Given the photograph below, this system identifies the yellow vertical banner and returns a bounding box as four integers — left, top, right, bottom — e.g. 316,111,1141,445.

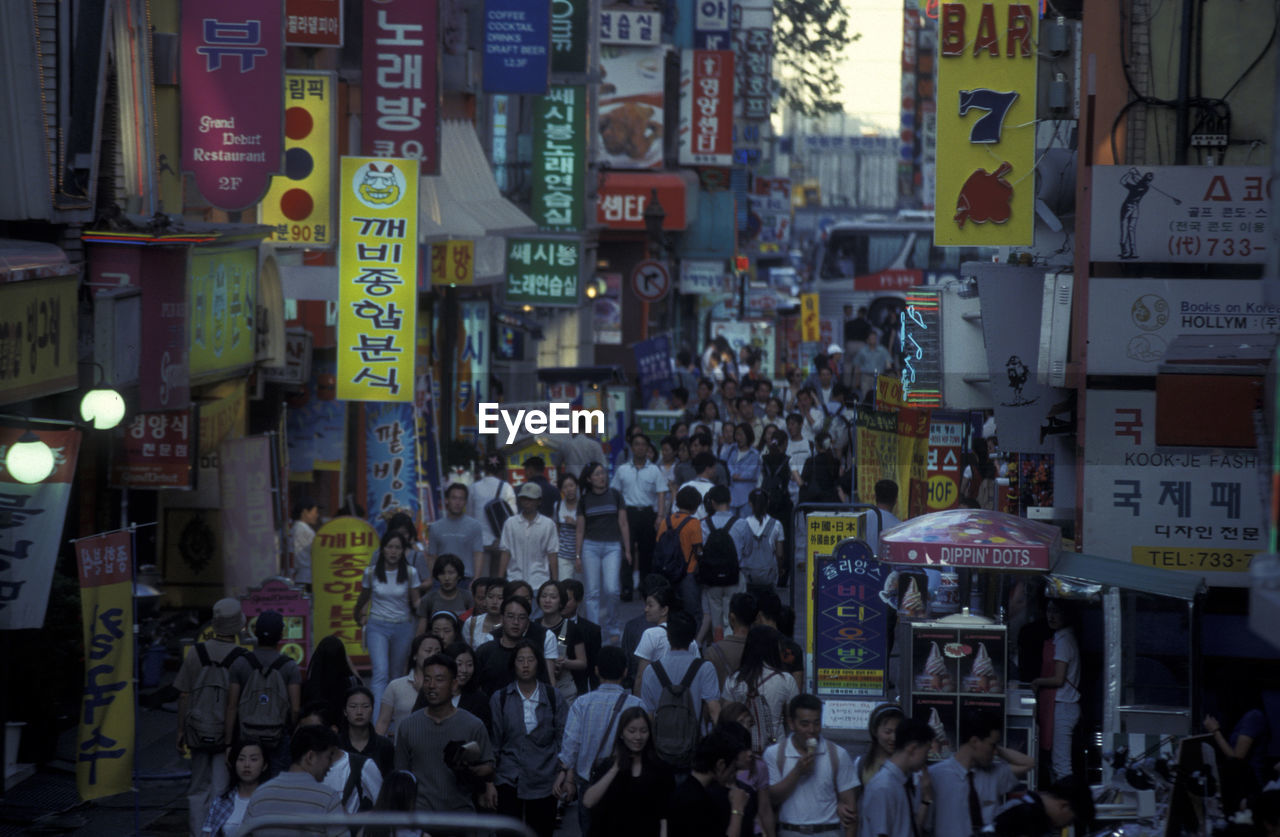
74,531,135,801
311,516,380,662
800,293,820,342
260,72,336,247
337,156,419,402
934,1,1037,245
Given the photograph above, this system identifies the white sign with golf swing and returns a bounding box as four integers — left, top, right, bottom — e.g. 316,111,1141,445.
1089,165,1271,264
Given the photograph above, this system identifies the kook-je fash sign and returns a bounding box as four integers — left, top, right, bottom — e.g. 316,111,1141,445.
934,2,1037,246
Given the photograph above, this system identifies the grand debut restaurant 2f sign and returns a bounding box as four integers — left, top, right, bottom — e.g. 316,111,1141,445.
934,2,1037,246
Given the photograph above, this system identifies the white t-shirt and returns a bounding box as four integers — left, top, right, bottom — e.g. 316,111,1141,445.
322,750,383,812
634,623,699,661
1052,627,1081,703
764,736,859,824
291,520,316,584
362,564,420,624
225,794,251,835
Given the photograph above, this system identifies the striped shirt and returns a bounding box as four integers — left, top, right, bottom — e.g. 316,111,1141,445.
394,707,493,812
237,771,345,837
578,488,623,541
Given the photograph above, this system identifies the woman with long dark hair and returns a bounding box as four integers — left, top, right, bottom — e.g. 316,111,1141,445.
355,530,422,719
731,488,785,599
301,635,364,725
575,461,631,643
201,741,270,836
722,624,799,752
583,706,674,837
490,640,568,837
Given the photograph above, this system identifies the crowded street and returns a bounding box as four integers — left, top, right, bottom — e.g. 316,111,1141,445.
0,0,1279,836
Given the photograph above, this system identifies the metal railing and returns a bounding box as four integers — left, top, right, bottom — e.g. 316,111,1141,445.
240,810,537,837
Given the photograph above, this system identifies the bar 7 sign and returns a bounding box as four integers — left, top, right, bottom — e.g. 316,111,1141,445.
934,2,1036,245
362,0,441,173
337,157,419,401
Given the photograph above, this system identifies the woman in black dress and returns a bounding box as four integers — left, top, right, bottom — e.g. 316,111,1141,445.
583,706,674,837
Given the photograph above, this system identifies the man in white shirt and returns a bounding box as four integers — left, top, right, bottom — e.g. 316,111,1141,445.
498,483,559,588
928,708,1034,837
290,499,320,587
784,415,815,506
612,433,668,601
766,693,859,837
674,452,719,520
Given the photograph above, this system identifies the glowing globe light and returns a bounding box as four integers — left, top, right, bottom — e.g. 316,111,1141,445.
80,388,127,430
6,431,54,484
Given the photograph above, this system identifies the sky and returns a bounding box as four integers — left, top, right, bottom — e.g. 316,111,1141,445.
836,0,905,133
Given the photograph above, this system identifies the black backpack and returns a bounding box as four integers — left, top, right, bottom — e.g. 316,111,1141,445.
652,659,705,769
483,487,515,540
696,514,740,587
761,455,791,498
653,514,694,584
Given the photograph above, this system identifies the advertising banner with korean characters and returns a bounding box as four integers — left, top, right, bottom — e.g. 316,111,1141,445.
551,0,590,73
856,408,931,519
926,412,966,511
0,274,79,406
110,410,196,489
679,50,735,167
365,402,420,532
733,27,771,121
454,300,490,438
286,0,342,46
1083,389,1262,587
934,1,1037,245
0,426,80,630
180,0,284,210
505,237,582,306
261,72,335,247
74,530,134,800
598,47,666,170
634,335,675,404
311,517,379,661
532,86,587,231
482,0,551,94
188,246,258,381
811,539,889,698
600,8,662,45
695,0,731,48
429,240,475,286
1090,166,1271,263
1086,278,1280,376
337,157,419,402
680,259,727,294
362,0,441,171
219,435,280,595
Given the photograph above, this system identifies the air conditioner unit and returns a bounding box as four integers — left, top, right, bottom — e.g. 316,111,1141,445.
1037,272,1072,387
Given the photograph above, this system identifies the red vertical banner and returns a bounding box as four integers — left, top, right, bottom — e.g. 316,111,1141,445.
678,49,735,166
74,530,135,801
362,0,441,172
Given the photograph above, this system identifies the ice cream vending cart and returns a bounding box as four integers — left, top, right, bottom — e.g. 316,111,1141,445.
904,613,1009,762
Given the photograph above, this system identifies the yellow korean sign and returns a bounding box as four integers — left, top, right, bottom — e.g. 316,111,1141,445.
312,516,380,662
0,275,79,406
337,156,419,402
189,247,258,379
430,240,475,286
801,293,820,341
260,72,335,247
934,1,1037,246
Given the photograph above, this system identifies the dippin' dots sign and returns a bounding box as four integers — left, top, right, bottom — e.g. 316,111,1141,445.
477,403,605,445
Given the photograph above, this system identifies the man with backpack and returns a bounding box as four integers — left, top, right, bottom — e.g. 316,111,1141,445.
698,485,747,645
674,452,719,520
469,454,518,575
655,486,706,629
176,597,248,836
639,612,721,772
732,489,786,602
225,610,302,775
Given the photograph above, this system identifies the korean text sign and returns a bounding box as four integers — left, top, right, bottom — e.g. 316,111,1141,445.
505,238,581,306
362,0,441,172
811,539,888,698
429,240,475,286
110,410,195,489
455,301,489,437
311,517,378,661
286,0,342,47
365,402,420,525
75,530,134,800
934,1,1037,245
180,0,284,210
550,0,588,73
261,72,336,247
532,86,587,231
482,0,551,94
337,157,419,402
188,247,258,380
679,50,735,166
0,275,79,405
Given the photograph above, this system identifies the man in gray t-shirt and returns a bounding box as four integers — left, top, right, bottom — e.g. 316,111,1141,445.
395,654,495,812
427,484,487,581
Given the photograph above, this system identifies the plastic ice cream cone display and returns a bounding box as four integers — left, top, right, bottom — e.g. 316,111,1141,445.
963,642,1001,693
915,641,954,692
899,577,926,618
928,707,952,758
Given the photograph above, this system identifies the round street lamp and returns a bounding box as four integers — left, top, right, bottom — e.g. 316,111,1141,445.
5,430,55,484
80,388,127,430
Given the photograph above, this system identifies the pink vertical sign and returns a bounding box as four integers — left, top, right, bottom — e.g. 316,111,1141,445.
362,0,441,173
181,0,285,210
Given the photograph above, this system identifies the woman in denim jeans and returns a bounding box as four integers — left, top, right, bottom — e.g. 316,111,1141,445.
574,462,631,643
355,531,421,719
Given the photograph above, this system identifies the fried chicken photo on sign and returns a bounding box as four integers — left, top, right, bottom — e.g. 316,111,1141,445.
600,102,660,160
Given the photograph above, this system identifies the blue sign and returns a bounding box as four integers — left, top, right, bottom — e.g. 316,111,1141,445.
482,0,551,95
812,538,889,698
634,335,675,402
694,0,731,49
365,401,420,534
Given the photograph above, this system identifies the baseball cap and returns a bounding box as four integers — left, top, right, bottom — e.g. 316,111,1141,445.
827,343,844,355
254,610,284,643
518,482,542,500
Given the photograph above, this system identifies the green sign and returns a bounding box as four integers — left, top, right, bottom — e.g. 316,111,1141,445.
505,238,581,306
550,0,589,74
532,85,586,231
635,410,682,440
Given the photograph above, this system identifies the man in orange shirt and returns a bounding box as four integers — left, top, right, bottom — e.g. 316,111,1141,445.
657,485,705,621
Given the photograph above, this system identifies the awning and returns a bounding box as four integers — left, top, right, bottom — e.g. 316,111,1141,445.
880,509,1063,571
420,120,536,242
595,170,698,231
0,239,75,282
1049,551,1205,601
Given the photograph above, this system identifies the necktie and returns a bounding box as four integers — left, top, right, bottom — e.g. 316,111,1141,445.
967,770,984,834
905,775,922,837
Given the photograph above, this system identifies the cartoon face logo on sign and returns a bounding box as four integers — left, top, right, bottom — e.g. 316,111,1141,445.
353,163,406,208
954,162,1013,228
